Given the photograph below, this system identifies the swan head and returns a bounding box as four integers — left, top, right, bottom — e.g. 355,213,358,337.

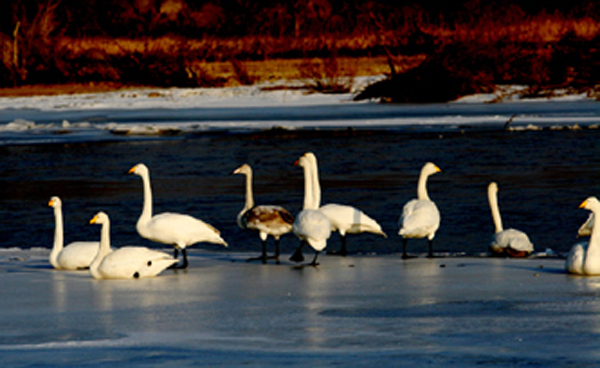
89,212,109,225
233,164,252,176
488,182,498,194
295,152,315,167
128,163,149,177
422,162,441,177
48,196,62,208
580,197,600,211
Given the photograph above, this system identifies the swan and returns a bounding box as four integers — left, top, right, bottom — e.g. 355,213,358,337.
398,162,441,259
128,163,228,269
566,197,600,275
89,212,177,279
487,182,534,257
304,153,386,256
233,163,294,264
48,196,100,270
290,152,331,266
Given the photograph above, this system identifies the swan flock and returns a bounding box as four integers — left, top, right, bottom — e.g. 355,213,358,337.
45,153,592,278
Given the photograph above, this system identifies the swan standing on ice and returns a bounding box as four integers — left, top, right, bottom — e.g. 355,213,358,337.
233,163,294,264
48,196,100,270
566,197,600,275
487,182,533,257
290,153,331,266
304,153,386,256
89,212,177,279
398,162,441,259
128,163,228,269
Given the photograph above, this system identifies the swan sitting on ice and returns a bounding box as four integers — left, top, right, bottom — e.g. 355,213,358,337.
398,162,441,259
290,153,331,266
487,182,534,257
89,212,177,279
566,197,600,275
48,196,100,270
304,153,386,256
233,163,294,264
129,163,228,269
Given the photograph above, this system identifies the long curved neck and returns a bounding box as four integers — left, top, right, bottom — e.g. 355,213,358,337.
310,158,321,208
417,171,430,201
139,171,153,224
90,221,111,279
50,206,64,268
243,171,255,212
302,163,317,210
488,189,504,233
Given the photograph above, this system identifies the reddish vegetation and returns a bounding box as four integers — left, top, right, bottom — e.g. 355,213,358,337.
0,1,599,101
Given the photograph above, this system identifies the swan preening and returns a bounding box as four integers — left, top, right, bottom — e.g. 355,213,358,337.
233,164,294,264
303,153,386,256
48,196,100,270
566,197,600,275
89,212,177,279
129,163,228,269
398,162,441,259
290,153,331,266
487,182,534,258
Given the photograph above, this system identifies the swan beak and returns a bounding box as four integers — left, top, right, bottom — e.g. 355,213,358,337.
232,167,241,175
293,159,299,166
434,165,442,173
89,214,99,224
579,200,589,209
127,166,136,174
48,199,55,207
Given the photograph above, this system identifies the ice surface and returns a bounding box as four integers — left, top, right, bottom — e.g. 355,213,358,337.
1,249,600,366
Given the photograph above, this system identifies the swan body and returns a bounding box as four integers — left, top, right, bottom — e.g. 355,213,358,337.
89,212,177,279
398,162,441,258
129,163,227,269
566,197,600,275
233,164,294,263
290,153,331,266
304,153,386,256
48,196,100,270
487,182,533,257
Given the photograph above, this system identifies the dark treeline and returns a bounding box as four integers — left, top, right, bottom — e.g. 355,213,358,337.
1,0,599,101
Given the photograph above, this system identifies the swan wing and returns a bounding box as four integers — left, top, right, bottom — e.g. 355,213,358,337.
320,203,386,236
98,246,176,279
243,205,294,237
566,242,587,275
56,241,101,270
578,213,594,237
293,209,331,251
142,212,227,247
398,199,440,239
491,229,533,253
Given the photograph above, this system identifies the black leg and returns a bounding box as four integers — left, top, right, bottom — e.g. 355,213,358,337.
427,239,434,258
339,235,348,256
246,239,268,264
181,248,189,268
308,251,320,266
173,248,179,259
290,242,305,263
273,238,281,264
402,238,409,259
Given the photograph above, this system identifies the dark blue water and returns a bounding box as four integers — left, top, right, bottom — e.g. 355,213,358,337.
2,114,600,257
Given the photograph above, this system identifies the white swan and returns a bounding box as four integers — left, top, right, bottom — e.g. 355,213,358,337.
48,196,100,270
398,162,441,259
487,182,534,257
290,153,331,266
233,163,294,264
304,153,386,256
89,212,177,279
566,197,600,275
129,163,228,269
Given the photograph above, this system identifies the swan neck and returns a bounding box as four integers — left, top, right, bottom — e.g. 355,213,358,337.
139,171,153,223
310,158,321,208
50,206,63,267
417,171,430,201
302,163,317,210
243,171,255,211
488,188,504,233
90,220,111,278
588,209,600,252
